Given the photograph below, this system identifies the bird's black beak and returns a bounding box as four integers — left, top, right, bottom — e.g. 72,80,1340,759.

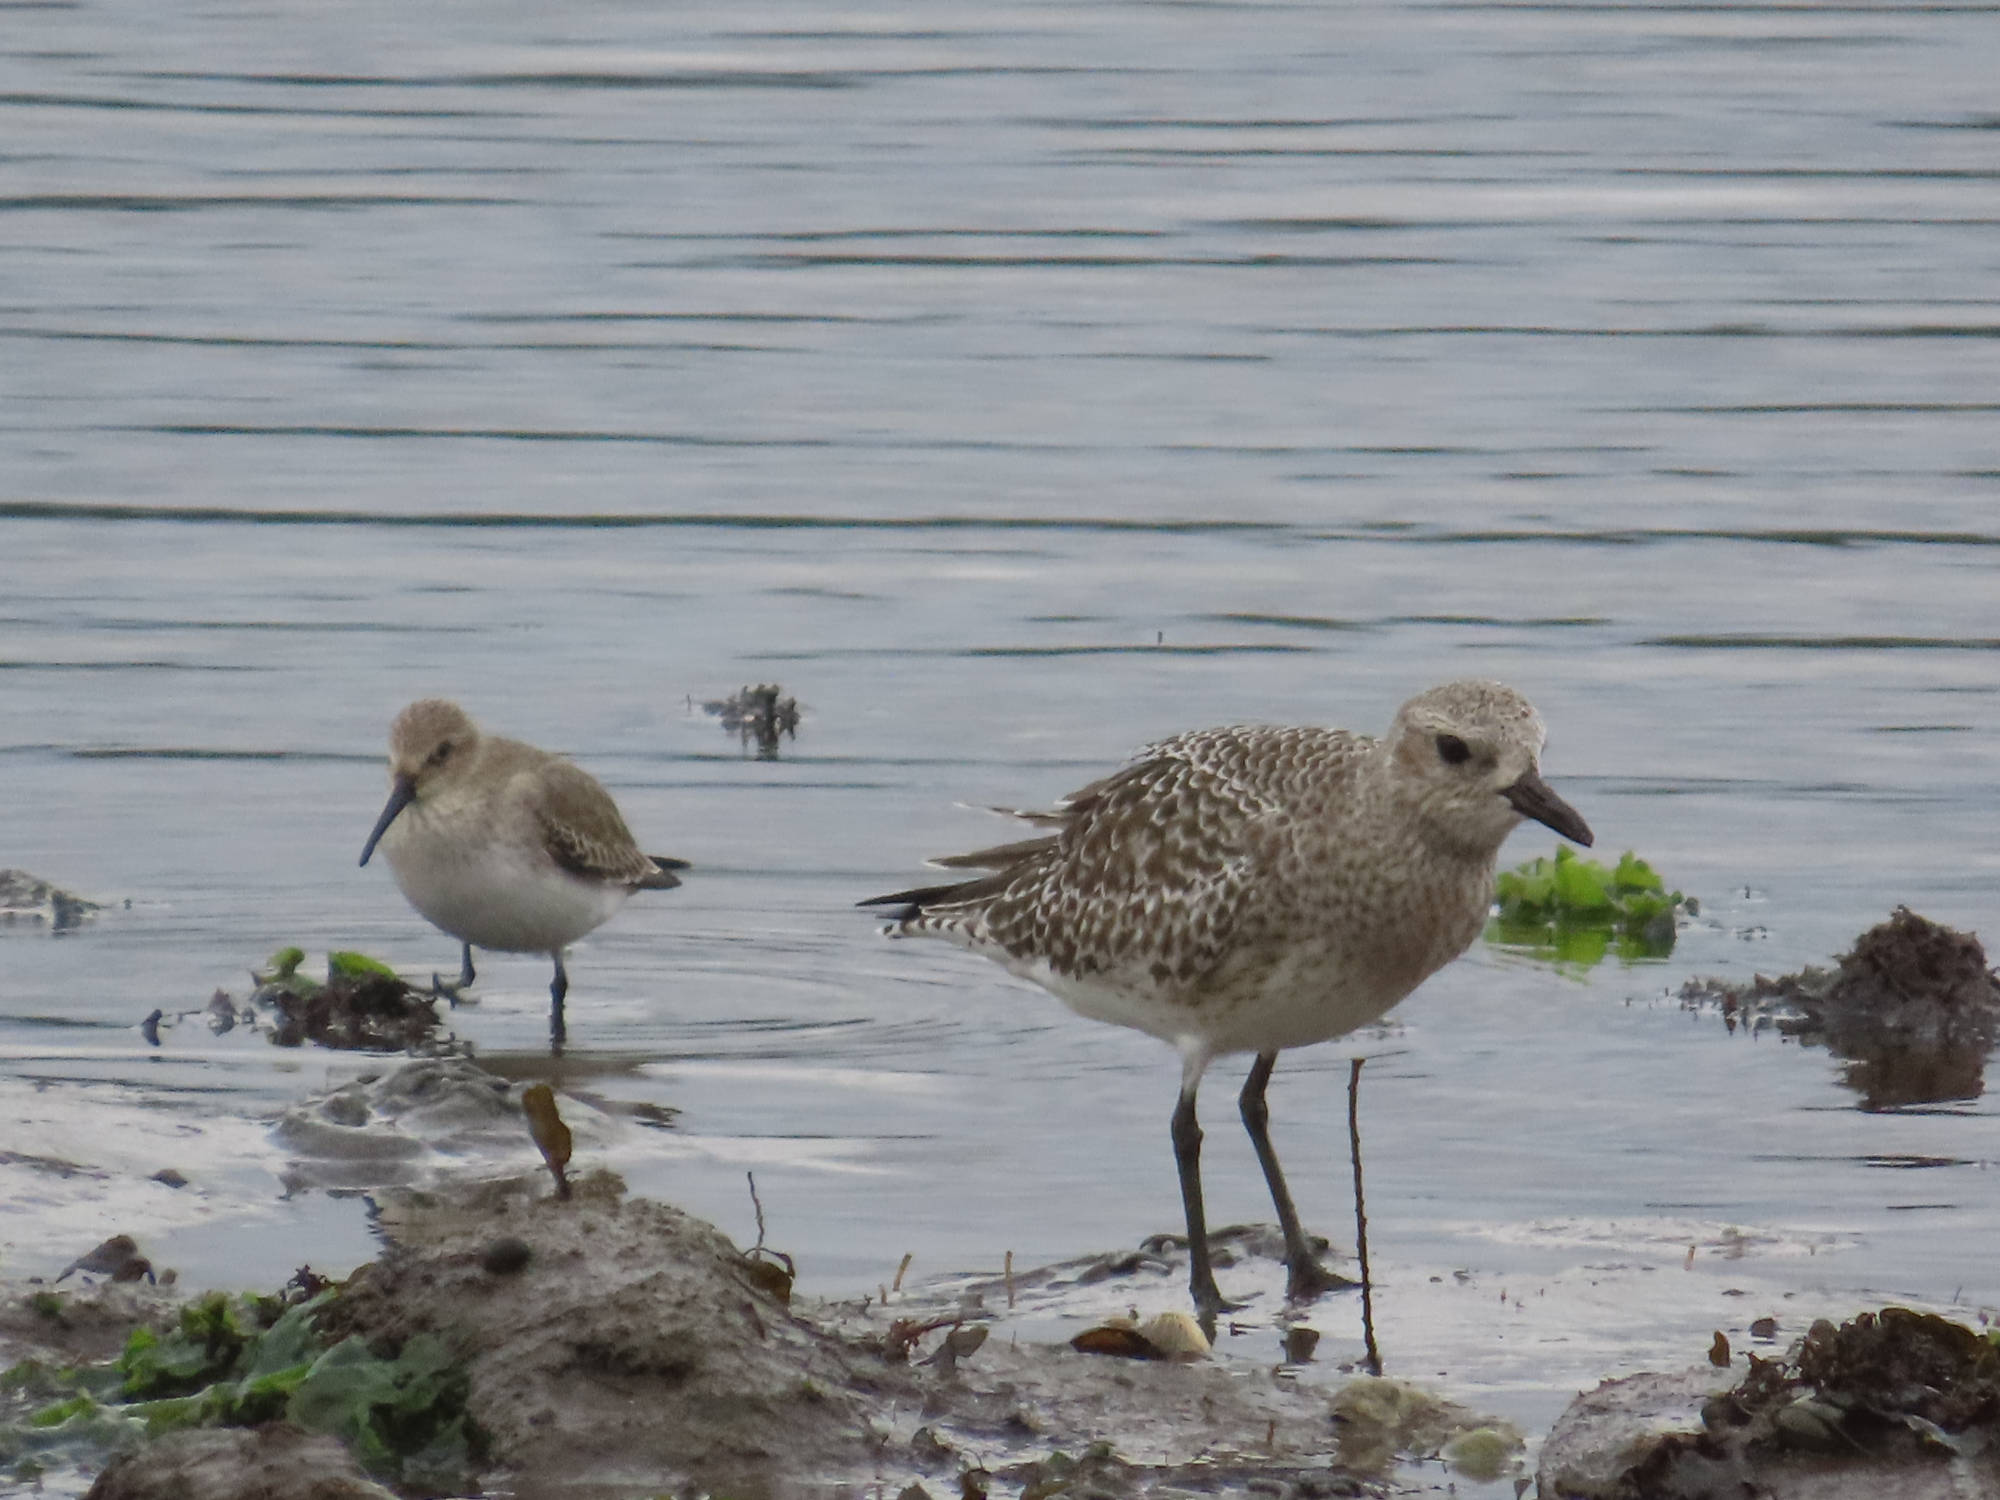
359,774,417,867
1503,767,1594,847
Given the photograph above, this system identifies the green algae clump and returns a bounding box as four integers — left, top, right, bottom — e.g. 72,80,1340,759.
1488,847,1689,970
1,1285,480,1493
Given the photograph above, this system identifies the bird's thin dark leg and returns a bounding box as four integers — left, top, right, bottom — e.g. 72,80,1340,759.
1239,1052,1356,1301
1349,1055,1381,1375
549,951,568,1054
1171,1080,1226,1334
430,944,477,1005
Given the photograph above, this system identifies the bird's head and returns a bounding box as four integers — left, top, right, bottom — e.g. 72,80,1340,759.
359,699,481,866
1384,680,1593,856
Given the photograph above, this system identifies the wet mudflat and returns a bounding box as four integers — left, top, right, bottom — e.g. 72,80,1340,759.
5,0,2000,1493
12,1038,2000,1500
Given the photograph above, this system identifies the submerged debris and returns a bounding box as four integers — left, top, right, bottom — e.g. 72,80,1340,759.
701,683,800,759
0,869,103,931
1487,848,1690,969
1681,908,2000,1109
141,950,451,1053
250,947,447,1052
1540,1307,2000,1499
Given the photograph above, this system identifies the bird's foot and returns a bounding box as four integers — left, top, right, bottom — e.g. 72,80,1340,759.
1189,1266,1249,1328
429,972,476,1007
1284,1255,1361,1303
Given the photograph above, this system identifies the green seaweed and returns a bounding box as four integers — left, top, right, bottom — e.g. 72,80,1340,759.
288,1331,478,1487
2,1285,479,1490
256,946,400,989
1487,847,1689,970
28,1394,97,1429
327,950,399,981
265,946,307,977
119,1292,252,1400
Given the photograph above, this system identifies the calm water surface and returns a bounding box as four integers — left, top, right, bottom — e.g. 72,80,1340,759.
5,0,2000,1461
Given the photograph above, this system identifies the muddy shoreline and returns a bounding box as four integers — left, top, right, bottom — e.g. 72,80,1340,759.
15,1154,2000,1500
8,1165,1511,1498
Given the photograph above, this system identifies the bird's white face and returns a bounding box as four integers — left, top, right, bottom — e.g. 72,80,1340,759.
359,698,482,867
386,698,480,796
1386,680,1592,855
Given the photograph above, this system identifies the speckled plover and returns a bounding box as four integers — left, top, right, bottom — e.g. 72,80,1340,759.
864,679,1592,1324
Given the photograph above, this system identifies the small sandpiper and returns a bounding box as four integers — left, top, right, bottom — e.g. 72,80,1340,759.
360,699,687,1048
864,679,1592,1325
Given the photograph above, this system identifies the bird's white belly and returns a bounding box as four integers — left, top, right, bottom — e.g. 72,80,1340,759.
1001,942,1420,1062
383,821,626,955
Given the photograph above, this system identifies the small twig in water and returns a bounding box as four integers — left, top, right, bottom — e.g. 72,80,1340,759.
1004,1249,1016,1308
743,1171,795,1279
893,1252,913,1293
1350,1056,1381,1375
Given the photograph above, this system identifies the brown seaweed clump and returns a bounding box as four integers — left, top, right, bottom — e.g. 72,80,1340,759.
1543,1308,2000,1500
248,951,448,1052
1680,908,2000,1109
1790,1307,2000,1434
702,683,800,759
262,974,444,1051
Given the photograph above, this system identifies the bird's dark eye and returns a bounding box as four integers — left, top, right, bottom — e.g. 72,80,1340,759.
1435,733,1471,766
428,740,454,766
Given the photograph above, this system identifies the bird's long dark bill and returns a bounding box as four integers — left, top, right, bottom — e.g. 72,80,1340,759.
359,775,417,867
1503,768,1594,847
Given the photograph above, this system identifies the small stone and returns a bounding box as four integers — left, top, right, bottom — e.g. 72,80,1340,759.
1138,1310,1210,1359
1442,1426,1520,1482
152,1169,189,1189
481,1236,533,1275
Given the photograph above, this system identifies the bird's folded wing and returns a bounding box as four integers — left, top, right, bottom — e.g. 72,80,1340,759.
529,760,659,885
970,745,1285,987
